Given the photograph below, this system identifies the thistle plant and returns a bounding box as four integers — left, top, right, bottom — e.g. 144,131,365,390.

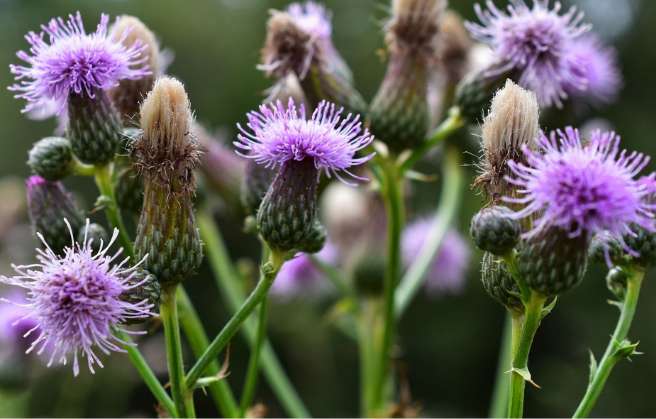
2,2,652,418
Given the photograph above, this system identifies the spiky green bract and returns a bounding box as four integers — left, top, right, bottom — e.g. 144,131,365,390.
121,269,161,324
257,159,325,253
27,137,74,181
470,205,520,256
26,176,84,254
133,77,202,285
622,225,656,268
481,252,523,313
66,89,122,164
517,227,588,296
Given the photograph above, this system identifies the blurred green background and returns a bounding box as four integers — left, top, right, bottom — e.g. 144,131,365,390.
0,0,655,417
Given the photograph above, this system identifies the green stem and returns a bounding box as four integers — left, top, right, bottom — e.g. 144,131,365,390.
92,163,174,416
573,270,644,418
399,107,464,174
508,293,546,418
358,299,380,417
185,250,284,390
239,297,269,416
161,285,195,418
371,159,405,412
488,313,522,418
116,329,176,416
197,210,310,418
93,163,134,256
395,147,462,317
177,288,239,418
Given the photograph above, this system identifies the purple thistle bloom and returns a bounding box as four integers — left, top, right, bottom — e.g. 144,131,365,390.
402,218,471,296
9,11,150,115
287,2,332,41
466,0,590,107
0,291,38,348
0,220,153,376
505,127,656,241
565,34,622,104
271,243,338,299
235,99,374,184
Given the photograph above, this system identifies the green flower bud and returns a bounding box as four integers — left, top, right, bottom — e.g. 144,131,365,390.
121,269,161,324
588,232,623,265
66,89,122,165
116,166,144,216
257,159,323,253
470,206,520,256
454,67,512,124
27,137,74,181
481,252,523,313
623,225,656,268
26,176,84,254
518,228,588,296
133,77,203,285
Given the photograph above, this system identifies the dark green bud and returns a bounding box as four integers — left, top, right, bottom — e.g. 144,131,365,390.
121,269,161,324
606,267,628,300
26,176,84,254
470,206,520,256
66,89,122,165
588,232,623,265
27,137,74,181
116,166,144,216
480,252,523,313
77,222,109,253
241,160,276,216
454,68,512,124
517,228,588,296
623,225,656,267
257,159,323,253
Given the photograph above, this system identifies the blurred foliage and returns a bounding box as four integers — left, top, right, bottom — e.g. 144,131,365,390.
0,0,655,417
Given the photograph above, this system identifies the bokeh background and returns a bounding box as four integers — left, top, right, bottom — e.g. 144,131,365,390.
0,0,655,417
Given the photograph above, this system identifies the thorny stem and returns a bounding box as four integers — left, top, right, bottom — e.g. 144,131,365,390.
197,211,310,417
395,146,463,317
177,288,239,417
185,248,285,390
573,269,645,418
161,285,196,418
239,296,269,416
508,292,546,418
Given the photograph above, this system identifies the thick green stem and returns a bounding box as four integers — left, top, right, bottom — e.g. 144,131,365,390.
93,163,134,256
573,270,644,418
116,330,176,416
240,297,269,416
161,286,195,418
358,299,381,417
185,250,284,390
508,293,546,418
198,210,310,418
371,159,405,412
177,288,239,417
399,107,464,174
395,147,462,317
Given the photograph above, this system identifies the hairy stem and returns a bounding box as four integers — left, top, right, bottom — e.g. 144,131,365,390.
573,269,644,418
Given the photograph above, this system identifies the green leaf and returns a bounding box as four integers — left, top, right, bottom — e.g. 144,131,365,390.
614,339,641,359
588,350,598,384
541,296,558,318
508,367,541,388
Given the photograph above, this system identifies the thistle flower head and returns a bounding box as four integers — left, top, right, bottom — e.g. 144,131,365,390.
0,291,38,347
402,218,470,295
271,243,338,298
466,0,590,107
387,0,446,60
506,128,656,240
286,2,332,41
565,34,622,104
0,220,153,375
260,11,314,79
235,99,374,184
9,12,150,115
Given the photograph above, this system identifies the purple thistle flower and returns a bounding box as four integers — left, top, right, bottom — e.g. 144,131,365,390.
0,291,38,349
287,2,332,42
402,218,471,296
271,242,338,299
9,11,150,115
235,99,374,184
505,127,656,241
0,220,153,376
466,0,590,107
565,34,622,104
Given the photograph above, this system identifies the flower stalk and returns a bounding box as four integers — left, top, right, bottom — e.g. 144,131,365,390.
239,297,269,416
573,269,645,418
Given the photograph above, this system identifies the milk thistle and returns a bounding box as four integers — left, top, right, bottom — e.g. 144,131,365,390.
0,220,153,376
